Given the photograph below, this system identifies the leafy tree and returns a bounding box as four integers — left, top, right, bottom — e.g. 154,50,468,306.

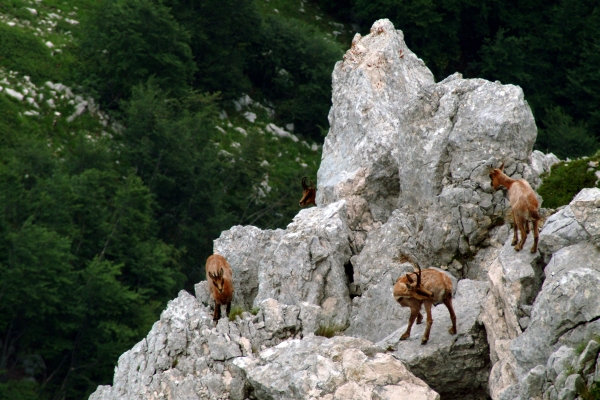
535,107,598,159
122,81,229,286
0,93,182,399
165,0,262,100
77,0,196,109
247,16,343,139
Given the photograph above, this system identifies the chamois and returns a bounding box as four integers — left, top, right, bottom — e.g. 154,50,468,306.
206,254,234,322
393,256,456,345
299,177,317,207
489,162,540,253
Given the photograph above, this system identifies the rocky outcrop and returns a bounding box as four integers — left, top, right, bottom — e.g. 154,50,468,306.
233,336,440,400
484,189,600,400
89,290,439,400
90,18,600,400
318,18,538,266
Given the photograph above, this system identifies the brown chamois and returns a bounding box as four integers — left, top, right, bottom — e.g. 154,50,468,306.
299,177,317,207
206,254,234,322
489,162,541,253
393,257,456,345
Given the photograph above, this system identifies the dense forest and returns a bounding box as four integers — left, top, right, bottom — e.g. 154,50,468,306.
0,0,599,399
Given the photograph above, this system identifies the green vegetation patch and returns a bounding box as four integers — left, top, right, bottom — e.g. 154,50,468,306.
538,152,600,208
0,24,58,83
315,323,347,338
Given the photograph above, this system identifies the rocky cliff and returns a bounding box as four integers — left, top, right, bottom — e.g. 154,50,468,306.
90,19,600,400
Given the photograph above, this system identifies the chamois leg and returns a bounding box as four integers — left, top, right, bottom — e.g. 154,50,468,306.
511,210,518,246
421,301,434,345
531,219,539,253
443,296,457,335
400,305,421,340
515,217,528,252
226,302,231,318
213,301,220,322
416,312,424,324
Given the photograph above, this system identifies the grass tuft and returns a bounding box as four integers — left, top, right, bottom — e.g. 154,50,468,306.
315,323,346,338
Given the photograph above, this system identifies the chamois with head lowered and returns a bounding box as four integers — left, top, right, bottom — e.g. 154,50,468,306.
206,254,234,322
393,256,456,345
489,162,540,253
299,177,316,207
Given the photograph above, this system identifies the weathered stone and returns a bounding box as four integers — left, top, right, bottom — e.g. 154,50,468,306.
233,335,440,400
213,225,284,309
511,241,600,372
570,188,600,249
255,201,353,327
318,19,433,225
538,206,589,263
574,340,600,374
546,346,577,382
557,374,583,400
318,19,539,267
518,364,546,400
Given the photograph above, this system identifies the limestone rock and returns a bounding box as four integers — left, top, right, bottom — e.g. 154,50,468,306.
255,201,353,327
318,19,433,225
570,188,600,248
233,335,440,400
511,241,600,372
213,225,284,309
538,205,589,263
319,19,538,267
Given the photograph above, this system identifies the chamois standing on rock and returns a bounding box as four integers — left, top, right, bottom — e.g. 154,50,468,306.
489,162,540,253
206,254,234,322
393,256,457,345
299,177,317,207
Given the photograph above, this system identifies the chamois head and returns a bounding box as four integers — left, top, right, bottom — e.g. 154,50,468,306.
299,177,317,207
488,162,505,190
208,268,227,294
394,261,434,301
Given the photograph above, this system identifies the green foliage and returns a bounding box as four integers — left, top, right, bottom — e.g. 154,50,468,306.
77,0,196,108
537,153,600,208
0,24,58,84
228,306,245,321
0,378,39,400
121,81,228,285
536,107,599,159
0,86,182,399
581,381,600,400
250,307,260,316
248,15,343,139
166,0,262,100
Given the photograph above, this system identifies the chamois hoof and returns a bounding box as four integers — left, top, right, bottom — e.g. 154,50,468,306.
530,247,537,253
448,327,457,335
514,246,522,252
400,333,410,340
416,316,423,325
421,338,428,345
511,239,518,246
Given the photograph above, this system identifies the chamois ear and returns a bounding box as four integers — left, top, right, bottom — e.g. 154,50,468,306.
208,272,215,280
405,273,414,284
218,268,224,278
499,162,505,171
